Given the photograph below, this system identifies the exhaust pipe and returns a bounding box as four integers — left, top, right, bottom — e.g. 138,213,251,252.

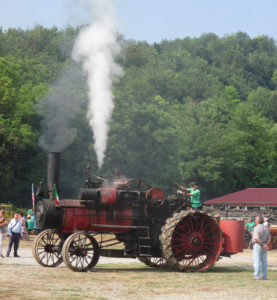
47,152,61,193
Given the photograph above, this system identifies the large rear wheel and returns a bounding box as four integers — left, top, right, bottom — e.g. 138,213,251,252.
160,211,222,271
62,232,100,272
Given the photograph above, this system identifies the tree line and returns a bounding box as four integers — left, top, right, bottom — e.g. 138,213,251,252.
1,26,277,207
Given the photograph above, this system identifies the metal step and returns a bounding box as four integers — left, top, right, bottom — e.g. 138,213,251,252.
137,226,151,256
139,247,151,255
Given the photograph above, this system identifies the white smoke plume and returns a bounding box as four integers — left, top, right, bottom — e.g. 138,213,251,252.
72,0,123,169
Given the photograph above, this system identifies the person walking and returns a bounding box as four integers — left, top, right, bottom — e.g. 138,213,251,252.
252,216,271,280
0,207,9,258
6,212,23,257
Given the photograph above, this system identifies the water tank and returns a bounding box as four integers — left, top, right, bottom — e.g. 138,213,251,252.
220,219,244,253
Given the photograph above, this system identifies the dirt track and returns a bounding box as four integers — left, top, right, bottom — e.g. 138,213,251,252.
1,244,276,268
0,245,139,266
1,242,277,300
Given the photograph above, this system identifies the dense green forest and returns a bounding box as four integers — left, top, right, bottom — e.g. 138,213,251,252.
1,26,277,207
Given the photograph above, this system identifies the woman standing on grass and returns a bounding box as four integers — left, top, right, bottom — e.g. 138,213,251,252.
0,207,9,258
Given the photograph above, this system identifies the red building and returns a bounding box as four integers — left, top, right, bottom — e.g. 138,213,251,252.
204,188,277,210
205,188,277,249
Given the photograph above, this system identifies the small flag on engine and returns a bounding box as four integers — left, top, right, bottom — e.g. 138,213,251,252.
52,185,60,206
32,183,35,210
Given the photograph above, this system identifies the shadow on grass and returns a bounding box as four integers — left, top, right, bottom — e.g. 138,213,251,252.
90,264,250,274
91,265,174,273
207,266,248,273
0,262,38,267
2,261,276,275
209,265,277,274
0,262,251,274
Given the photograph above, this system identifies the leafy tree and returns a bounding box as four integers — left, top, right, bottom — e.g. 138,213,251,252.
222,103,277,189
1,27,277,206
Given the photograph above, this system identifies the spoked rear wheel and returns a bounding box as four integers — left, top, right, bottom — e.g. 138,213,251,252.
160,211,222,272
138,257,168,268
32,229,63,267
62,232,100,272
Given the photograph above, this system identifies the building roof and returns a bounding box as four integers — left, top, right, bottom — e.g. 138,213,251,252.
204,188,277,206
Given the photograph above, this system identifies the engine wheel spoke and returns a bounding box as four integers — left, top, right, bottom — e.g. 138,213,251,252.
32,229,63,268
160,211,222,272
62,232,100,272
138,257,168,268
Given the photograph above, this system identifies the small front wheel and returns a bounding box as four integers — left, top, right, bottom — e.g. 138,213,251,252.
62,232,100,272
32,229,63,267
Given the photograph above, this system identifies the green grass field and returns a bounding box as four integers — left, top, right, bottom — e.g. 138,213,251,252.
0,240,277,299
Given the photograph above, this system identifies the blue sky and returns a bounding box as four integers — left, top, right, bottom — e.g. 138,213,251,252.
1,0,277,43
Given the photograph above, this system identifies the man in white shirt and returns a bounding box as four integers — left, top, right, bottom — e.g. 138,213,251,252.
6,212,23,257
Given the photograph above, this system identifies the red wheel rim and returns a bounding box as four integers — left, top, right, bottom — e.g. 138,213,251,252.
171,212,222,271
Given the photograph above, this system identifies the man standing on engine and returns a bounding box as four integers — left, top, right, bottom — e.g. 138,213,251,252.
186,182,201,210
252,216,271,280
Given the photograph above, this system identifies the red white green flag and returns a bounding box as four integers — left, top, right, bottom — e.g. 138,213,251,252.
52,185,60,206
32,183,35,210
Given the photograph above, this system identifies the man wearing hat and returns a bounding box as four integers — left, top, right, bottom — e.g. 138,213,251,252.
186,182,201,210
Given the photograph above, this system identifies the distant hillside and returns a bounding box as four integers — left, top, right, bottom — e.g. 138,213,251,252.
1,26,277,206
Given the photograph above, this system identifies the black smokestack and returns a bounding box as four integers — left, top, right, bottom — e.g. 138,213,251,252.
47,152,61,192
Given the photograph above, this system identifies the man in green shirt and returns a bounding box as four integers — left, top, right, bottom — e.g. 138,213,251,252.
26,215,34,232
186,182,201,210
27,209,34,216
246,218,255,234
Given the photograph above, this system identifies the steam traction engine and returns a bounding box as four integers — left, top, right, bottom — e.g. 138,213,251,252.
32,153,244,272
